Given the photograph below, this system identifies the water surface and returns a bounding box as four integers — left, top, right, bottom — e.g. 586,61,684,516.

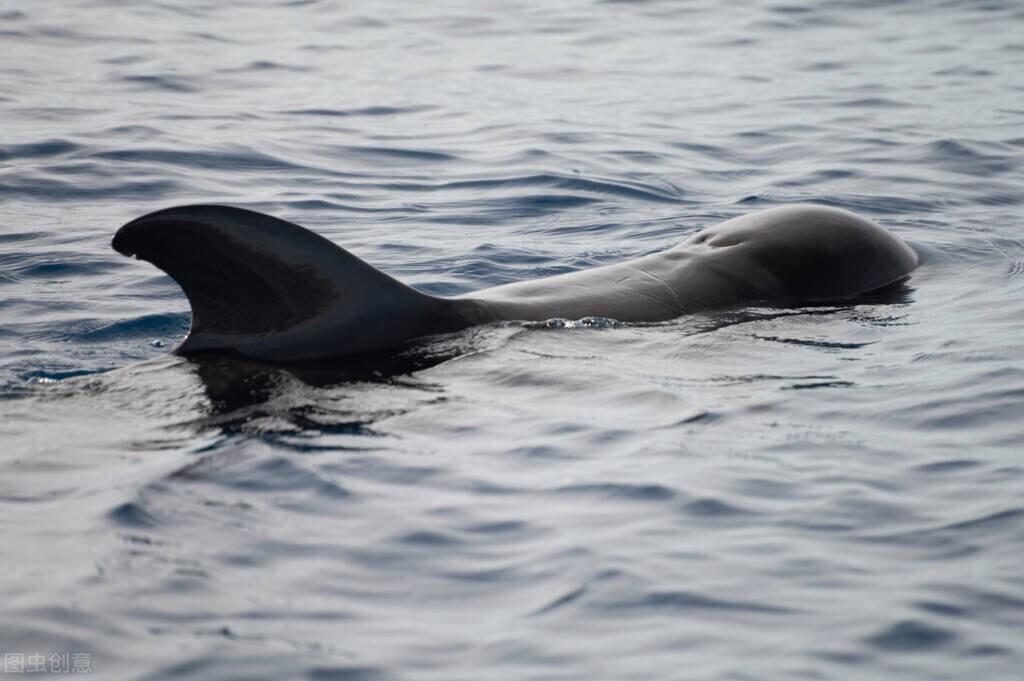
2,0,1023,679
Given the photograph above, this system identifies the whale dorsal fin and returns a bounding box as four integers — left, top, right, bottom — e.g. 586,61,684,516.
112,205,464,361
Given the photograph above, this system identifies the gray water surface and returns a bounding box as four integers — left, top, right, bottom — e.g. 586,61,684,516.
2,1,1024,679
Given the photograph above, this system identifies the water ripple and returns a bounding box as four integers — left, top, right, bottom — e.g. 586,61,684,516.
2,0,1023,679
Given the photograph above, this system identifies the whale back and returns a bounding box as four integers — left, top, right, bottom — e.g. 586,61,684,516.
112,204,918,362
464,205,919,321
112,205,465,361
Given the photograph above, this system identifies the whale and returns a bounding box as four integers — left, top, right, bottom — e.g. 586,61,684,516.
111,203,918,362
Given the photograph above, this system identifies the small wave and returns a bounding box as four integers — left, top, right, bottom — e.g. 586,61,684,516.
914,138,1020,177
282,105,435,117
806,194,939,215
227,60,311,73
394,529,464,547
837,97,914,109
859,508,1024,559
752,334,877,350
23,367,106,383
783,379,855,389
108,500,161,529
865,620,956,652
552,482,677,501
91,146,304,173
0,175,179,201
385,173,682,203
682,497,752,518
596,589,797,615
0,138,80,161
330,145,458,163
61,313,190,344
530,585,588,616
0,231,43,245
912,458,983,474
170,452,352,500
119,74,198,93
12,259,119,280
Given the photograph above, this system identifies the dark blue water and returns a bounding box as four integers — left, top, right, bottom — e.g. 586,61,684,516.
2,1,1024,679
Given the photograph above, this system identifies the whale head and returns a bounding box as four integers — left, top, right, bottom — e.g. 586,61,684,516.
682,204,918,305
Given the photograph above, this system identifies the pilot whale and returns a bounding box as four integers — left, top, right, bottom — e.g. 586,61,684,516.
112,204,918,362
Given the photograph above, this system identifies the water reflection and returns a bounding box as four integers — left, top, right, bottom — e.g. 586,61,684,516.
181,333,472,436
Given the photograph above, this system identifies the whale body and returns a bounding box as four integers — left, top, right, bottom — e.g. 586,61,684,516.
112,204,918,362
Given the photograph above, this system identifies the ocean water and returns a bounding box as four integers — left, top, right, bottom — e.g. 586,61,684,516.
2,0,1023,679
